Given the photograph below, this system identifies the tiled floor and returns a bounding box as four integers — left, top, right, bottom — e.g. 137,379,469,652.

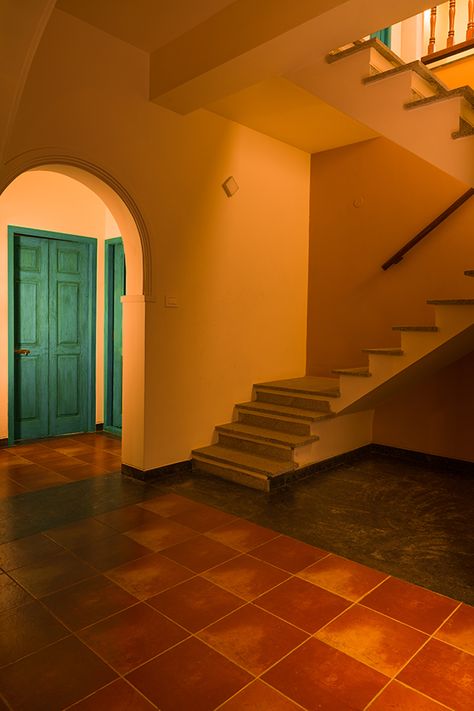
1,482,473,708
0,436,473,709
0,433,121,498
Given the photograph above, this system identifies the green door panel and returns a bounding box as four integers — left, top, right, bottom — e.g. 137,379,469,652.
13,236,49,440
49,239,90,435
11,229,96,441
105,238,125,433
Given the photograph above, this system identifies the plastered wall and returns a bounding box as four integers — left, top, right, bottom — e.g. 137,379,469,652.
308,136,474,461
2,9,310,467
0,170,116,438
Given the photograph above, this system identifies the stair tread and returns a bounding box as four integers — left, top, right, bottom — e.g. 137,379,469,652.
392,325,438,332
362,348,404,355
427,298,474,305
405,85,474,110
256,376,340,397
364,59,449,94
237,400,333,420
332,366,371,376
216,422,318,446
192,445,295,475
326,37,403,68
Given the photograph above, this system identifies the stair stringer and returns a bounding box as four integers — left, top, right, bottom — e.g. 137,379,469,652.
285,40,474,186
332,305,474,415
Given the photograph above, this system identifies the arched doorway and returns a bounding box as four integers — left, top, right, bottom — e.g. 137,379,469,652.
0,154,151,473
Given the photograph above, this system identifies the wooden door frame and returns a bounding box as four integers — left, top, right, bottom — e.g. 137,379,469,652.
104,236,124,435
8,225,97,444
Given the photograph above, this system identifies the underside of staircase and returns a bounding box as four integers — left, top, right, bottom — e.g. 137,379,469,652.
285,37,474,186
192,271,474,490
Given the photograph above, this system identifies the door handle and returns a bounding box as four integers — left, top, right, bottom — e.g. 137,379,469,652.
14,349,31,356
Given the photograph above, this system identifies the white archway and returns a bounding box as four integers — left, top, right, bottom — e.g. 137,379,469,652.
0,151,152,471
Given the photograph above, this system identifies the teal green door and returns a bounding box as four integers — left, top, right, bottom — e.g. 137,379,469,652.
104,238,125,433
12,231,96,441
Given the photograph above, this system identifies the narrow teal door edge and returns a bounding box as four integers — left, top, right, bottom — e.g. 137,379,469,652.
104,236,124,435
7,225,97,444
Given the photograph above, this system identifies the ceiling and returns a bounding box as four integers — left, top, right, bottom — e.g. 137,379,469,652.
56,0,236,52
55,0,378,153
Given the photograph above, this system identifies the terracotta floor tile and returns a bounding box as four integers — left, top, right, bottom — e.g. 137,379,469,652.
126,637,252,711
0,636,116,711
315,604,428,676
147,575,243,632
138,493,204,517
206,518,280,552
255,576,351,633
367,681,451,710
262,638,388,711
203,554,290,600
106,551,194,599
8,465,69,490
0,573,33,611
10,550,96,597
95,504,162,532
73,533,152,571
0,600,69,665
169,502,237,532
198,603,308,675
397,638,474,709
435,603,474,655
68,679,156,710
126,516,196,551
218,680,303,710
0,533,63,571
360,576,460,634
79,602,188,674
298,554,388,601
61,463,111,480
160,535,238,573
45,457,96,474
45,517,115,549
74,451,121,471
42,575,137,630
0,477,27,498
250,535,328,573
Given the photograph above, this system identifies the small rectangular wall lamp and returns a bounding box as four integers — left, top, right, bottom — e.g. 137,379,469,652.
222,176,239,197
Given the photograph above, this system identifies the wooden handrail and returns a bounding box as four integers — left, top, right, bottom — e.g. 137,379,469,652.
381,188,474,270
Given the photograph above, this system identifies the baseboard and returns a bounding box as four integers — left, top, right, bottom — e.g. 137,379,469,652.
0,438,8,448
273,444,372,489
122,460,192,481
95,423,104,431
370,443,474,473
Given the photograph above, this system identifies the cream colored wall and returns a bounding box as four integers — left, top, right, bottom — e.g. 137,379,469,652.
0,170,111,439
2,10,309,467
307,136,474,461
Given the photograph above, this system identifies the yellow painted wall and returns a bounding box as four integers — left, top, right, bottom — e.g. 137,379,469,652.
308,136,474,461
1,9,309,467
0,170,114,439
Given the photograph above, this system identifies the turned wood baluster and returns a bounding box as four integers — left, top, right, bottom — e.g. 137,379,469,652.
447,0,456,46
467,0,474,39
428,7,437,53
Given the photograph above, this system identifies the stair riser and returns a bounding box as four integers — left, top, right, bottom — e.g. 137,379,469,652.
238,411,311,436
218,433,293,462
255,389,331,412
192,458,269,491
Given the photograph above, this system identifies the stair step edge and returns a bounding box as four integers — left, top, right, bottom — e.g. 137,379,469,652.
236,402,333,421
193,456,270,484
256,381,340,398
363,59,449,93
427,298,474,305
216,424,319,447
362,348,404,355
332,367,371,377
326,37,403,67
192,446,295,475
392,325,438,332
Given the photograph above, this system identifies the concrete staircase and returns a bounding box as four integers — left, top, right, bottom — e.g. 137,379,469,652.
192,271,474,490
285,38,474,186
